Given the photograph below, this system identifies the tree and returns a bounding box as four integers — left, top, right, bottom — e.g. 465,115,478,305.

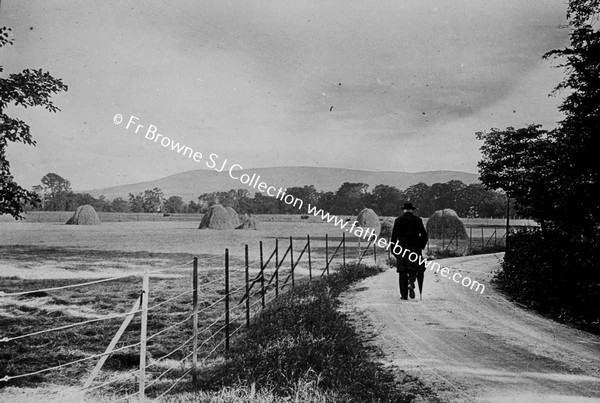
316,191,336,212
428,180,466,213
279,185,318,214
187,200,200,214
65,192,97,211
40,173,72,211
371,184,403,216
458,183,506,218
142,188,163,212
477,125,561,232
403,183,431,216
128,193,145,213
110,197,129,212
332,182,369,215
543,0,600,236
252,192,280,214
0,26,68,218
163,195,186,213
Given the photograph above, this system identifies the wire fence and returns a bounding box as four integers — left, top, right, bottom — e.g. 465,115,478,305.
0,233,379,402
425,226,510,256
0,224,507,401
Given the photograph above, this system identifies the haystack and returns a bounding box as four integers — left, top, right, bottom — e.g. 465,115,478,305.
225,206,241,228
426,209,467,239
237,214,260,230
356,208,381,236
66,204,100,225
198,204,234,230
380,218,394,239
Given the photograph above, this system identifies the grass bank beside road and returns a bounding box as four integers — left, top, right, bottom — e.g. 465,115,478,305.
168,263,433,402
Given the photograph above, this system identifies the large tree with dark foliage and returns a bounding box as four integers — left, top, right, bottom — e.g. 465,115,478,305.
478,0,600,334
0,27,68,219
543,0,600,236
476,125,560,232
478,1,599,236
38,172,72,211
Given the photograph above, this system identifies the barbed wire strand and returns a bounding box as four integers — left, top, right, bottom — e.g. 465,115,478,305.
147,289,195,312
145,311,196,342
197,295,227,315
1,283,226,343
146,259,195,274
229,308,250,325
197,312,227,335
0,308,143,343
194,322,228,352
0,260,195,298
153,367,193,399
153,337,227,400
0,340,142,382
82,367,139,394
146,335,195,368
228,321,246,340
144,350,194,391
197,275,227,288
0,274,139,298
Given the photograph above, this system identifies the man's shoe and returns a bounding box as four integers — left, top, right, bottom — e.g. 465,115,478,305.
409,285,415,299
400,295,408,300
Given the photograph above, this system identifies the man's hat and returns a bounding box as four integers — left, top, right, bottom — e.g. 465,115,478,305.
402,202,416,210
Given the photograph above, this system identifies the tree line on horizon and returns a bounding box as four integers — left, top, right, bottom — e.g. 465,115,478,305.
26,173,512,218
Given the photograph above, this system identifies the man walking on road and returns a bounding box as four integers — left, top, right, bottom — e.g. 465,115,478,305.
391,202,428,300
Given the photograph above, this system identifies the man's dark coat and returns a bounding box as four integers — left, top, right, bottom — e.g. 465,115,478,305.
390,212,428,272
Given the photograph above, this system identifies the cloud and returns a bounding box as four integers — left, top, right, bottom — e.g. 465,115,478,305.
2,0,569,188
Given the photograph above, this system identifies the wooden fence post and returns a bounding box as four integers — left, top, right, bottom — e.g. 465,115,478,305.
325,234,330,276
192,258,198,384
481,228,484,251
342,233,346,268
138,270,149,402
275,239,279,298
245,245,250,328
442,228,445,250
307,235,312,280
289,236,295,290
373,241,376,263
469,227,472,251
455,229,459,251
260,242,265,309
225,249,230,351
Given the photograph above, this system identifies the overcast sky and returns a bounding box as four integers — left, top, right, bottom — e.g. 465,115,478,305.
1,0,569,190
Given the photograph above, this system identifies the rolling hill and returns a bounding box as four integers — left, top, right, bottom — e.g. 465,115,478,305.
84,167,480,201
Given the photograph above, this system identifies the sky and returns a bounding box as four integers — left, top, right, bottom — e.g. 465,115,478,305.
1,0,569,191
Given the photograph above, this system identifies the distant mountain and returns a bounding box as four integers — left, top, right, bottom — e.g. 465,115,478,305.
84,167,480,201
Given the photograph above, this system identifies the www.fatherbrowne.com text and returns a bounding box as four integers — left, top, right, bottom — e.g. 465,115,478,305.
114,113,485,294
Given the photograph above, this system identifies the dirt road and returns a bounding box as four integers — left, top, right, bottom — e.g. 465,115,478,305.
342,253,600,403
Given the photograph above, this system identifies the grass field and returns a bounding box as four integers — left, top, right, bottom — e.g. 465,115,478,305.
0,214,524,401
0,220,379,400
0,218,436,402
